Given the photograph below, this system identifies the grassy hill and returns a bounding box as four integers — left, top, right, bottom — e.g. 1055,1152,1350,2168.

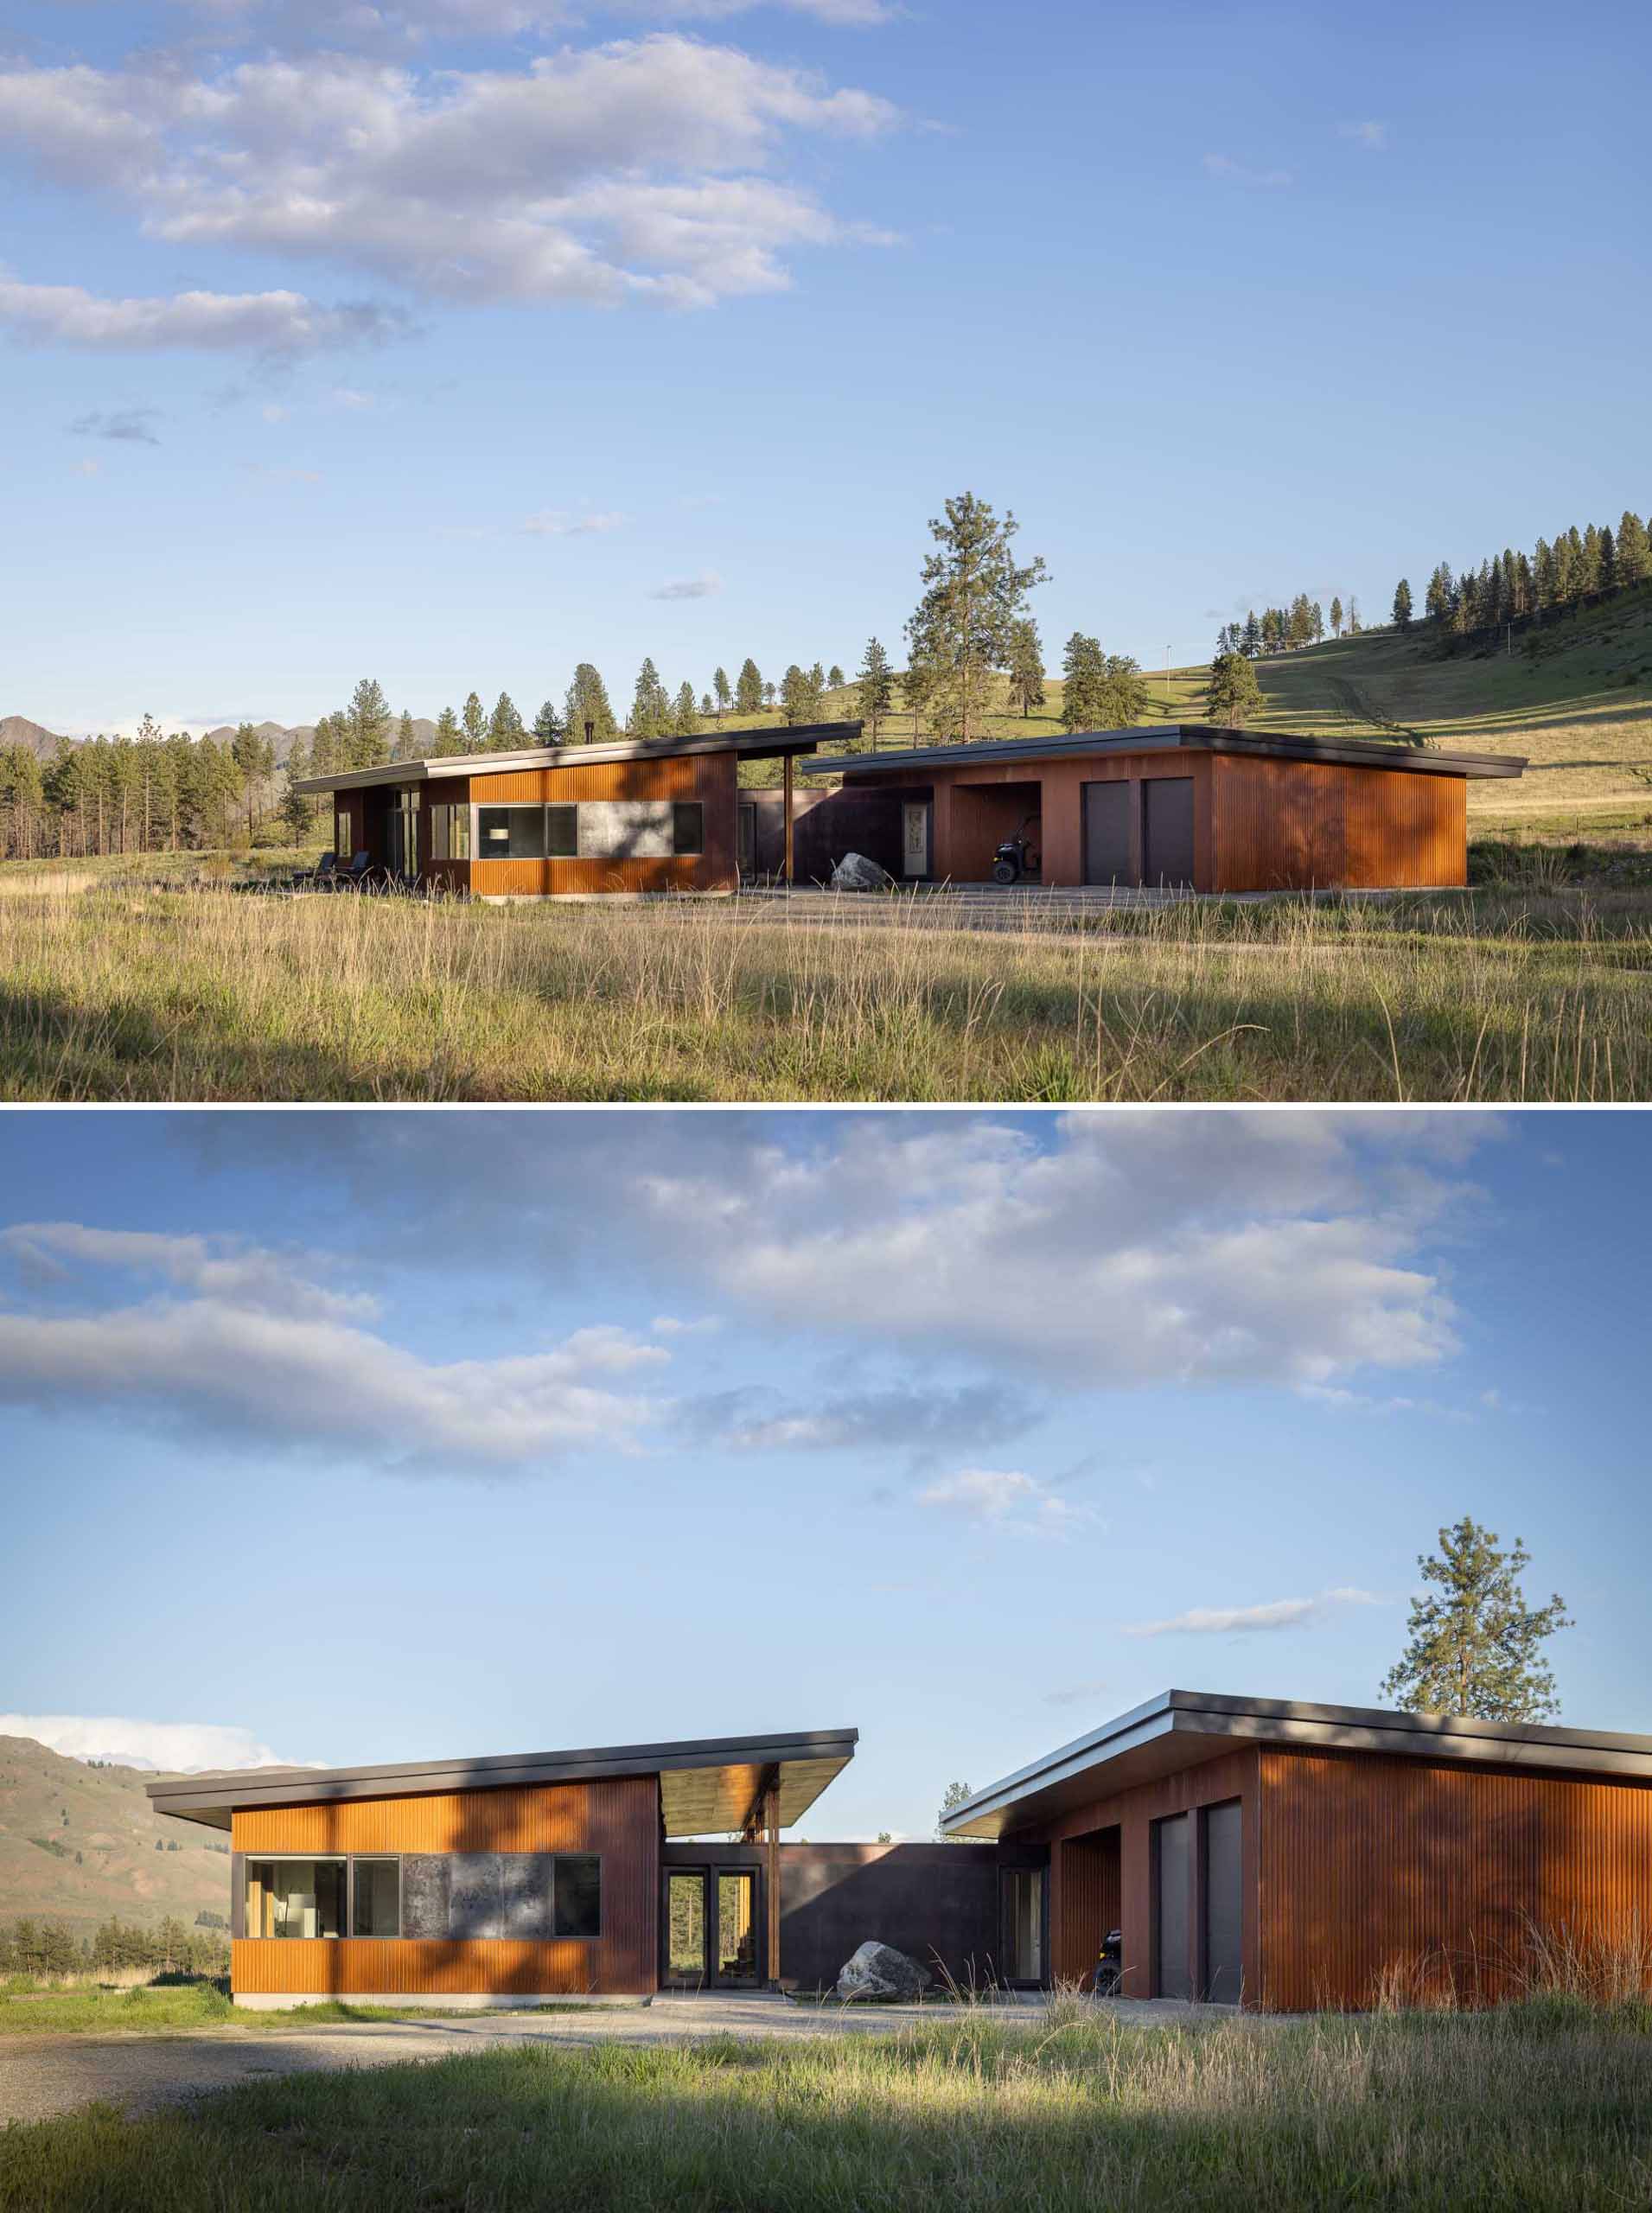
0,1736,233,1939
743,583,1652,831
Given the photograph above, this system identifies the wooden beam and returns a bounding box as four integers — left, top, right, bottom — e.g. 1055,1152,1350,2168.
766,1781,781,1987
782,754,794,886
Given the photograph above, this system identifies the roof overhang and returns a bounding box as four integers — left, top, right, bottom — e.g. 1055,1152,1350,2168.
295,723,858,795
802,724,1526,783
147,1726,858,1838
941,1691,1652,1839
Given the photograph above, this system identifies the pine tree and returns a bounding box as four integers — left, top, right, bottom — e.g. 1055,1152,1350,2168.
762,680,776,708
699,691,714,717
230,722,274,839
1425,564,1455,626
430,706,463,756
1392,577,1413,631
1005,617,1046,718
347,678,392,769
903,490,1049,741
1381,1517,1571,1723
1241,609,1261,658
827,664,845,690
1310,601,1324,643
532,698,564,743
1204,647,1264,727
1579,523,1603,596
1330,596,1343,638
1614,511,1650,587
393,709,417,761
461,692,487,751
564,664,618,744
855,637,895,745
672,681,699,734
713,666,732,722
1598,524,1617,593
779,663,813,726
735,659,764,716
1347,596,1361,634
628,659,671,739
488,692,525,748
1099,654,1149,727
936,1782,974,1840
1059,633,1107,731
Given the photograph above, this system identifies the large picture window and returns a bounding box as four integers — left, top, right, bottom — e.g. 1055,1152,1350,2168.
241,1853,596,1941
246,1859,347,1939
478,805,547,859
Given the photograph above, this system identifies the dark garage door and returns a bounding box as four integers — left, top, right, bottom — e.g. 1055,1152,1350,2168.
1152,1813,1190,1999
1202,1801,1243,2002
1143,777,1195,887
1082,781,1132,885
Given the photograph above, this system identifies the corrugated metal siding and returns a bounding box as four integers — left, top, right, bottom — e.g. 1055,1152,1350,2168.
1211,754,1466,891
1258,1748,1652,2009
1051,1831,1121,1981
231,1776,658,1995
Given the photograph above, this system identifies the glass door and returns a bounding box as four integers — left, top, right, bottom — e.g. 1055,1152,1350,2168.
666,1871,707,1987
716,1872,760,1986
663,1868,764,1988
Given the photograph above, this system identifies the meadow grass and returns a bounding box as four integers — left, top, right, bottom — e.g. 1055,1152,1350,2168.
0,1983,543,2035
2,870,1651,1101
4,2003,1652,2211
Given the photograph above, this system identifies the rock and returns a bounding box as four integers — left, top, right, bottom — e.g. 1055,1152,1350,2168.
836,1941,931,2002
829,851,895,893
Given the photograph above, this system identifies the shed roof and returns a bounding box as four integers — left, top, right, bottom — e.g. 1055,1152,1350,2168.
295,723,858,795
803,724,1525,782
939,1692,1652,1839
146,1725,858,1838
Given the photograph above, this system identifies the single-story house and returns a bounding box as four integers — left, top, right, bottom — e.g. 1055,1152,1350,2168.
292,724,852,898
788,725,1526,892
148,1691,1652,2011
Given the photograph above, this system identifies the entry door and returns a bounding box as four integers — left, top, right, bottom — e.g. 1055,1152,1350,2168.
663,1869,763,1988
1152,1813,1191,1999
1201,1801,1243,2003
1142,777,1196,887
1082,781,1132,885
902,801,931,878
737,801,756,876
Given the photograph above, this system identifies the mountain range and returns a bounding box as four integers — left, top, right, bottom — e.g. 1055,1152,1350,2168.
0,717,439,766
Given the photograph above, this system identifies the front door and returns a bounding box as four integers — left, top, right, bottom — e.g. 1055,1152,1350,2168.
663,1867,763,1988
902,801,931,878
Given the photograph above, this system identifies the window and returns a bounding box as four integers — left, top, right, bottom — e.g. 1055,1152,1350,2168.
673,802,705,857
554,1854,602,1938
546,805,577,858
352,1859,401,1938
388,790,419,876
999,1868,1043,1983
478,805,546,859
246,1859,347,1939
335,809,352,861
430,804,471,861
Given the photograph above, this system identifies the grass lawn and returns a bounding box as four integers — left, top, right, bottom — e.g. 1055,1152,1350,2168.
0,1984,549,2036
4,2003,1652,2210
3,868,1651,1101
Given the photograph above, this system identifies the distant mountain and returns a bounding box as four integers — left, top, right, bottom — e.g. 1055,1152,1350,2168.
0,1734,234,1938
0,714,69,759
1,715,443,766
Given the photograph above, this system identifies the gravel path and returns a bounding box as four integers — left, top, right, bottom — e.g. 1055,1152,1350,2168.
0,1994,1220,2126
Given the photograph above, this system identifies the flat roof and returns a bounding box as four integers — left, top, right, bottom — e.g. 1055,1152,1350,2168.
802,724,1526,781
940,1692,1652,1839
147,1725,858,1838
295,722,858,794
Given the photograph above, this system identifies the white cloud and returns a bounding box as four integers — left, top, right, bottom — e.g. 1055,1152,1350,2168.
1339,119,1390,150
0,1713,296,1772
0,36,902,345
1203,153,1292,188
916,1466,1094,1538
649,571,722,599
1122,1586,1383,1637
71,457,101,477
522,508,625,537
701,1381,1036,1457
640,1113,1481,1391
0,281,403,356
260,402,290,422
651,1314,719,1336
0,1225,667,1471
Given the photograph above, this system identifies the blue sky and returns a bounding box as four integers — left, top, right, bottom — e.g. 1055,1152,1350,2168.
2,0,1647,734
1,1106,1645,1839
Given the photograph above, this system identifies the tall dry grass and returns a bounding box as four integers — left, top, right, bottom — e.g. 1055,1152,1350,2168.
2,877,1650,1100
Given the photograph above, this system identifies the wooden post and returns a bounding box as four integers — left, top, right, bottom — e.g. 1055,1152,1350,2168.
782,754,794,887
767,1782,781,1987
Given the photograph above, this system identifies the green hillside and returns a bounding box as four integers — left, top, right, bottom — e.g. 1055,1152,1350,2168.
737,584,1652,826
0,1736,233,1940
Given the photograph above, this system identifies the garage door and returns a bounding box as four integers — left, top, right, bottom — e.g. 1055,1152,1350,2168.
1082,781,1132,885
1143,777,1195,887
1152,1812,1191,1999
1202,1800,1243,2003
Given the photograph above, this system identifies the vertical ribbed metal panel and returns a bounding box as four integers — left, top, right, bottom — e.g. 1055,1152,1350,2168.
1258,1748,1652,2009
231,1775,658,1995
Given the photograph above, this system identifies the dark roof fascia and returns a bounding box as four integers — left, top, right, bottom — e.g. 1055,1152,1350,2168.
146,1725,859,1830
802,724,1526,782
940,1691,1652,1837
294,724,858,795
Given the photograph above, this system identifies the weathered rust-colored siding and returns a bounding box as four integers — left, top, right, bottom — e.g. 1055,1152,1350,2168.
469,750,736,896
1211,755,1465,892
1023,1748,1260,1999
1049,1829,1121,1983
1257,1748,1652,2011
231,1776,658,1996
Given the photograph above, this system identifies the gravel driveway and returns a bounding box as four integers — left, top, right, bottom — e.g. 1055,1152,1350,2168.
0,1993,1220,2126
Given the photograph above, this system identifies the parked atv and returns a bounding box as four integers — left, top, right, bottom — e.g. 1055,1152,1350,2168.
990,816,1043,884
1092,1929,1123,1997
